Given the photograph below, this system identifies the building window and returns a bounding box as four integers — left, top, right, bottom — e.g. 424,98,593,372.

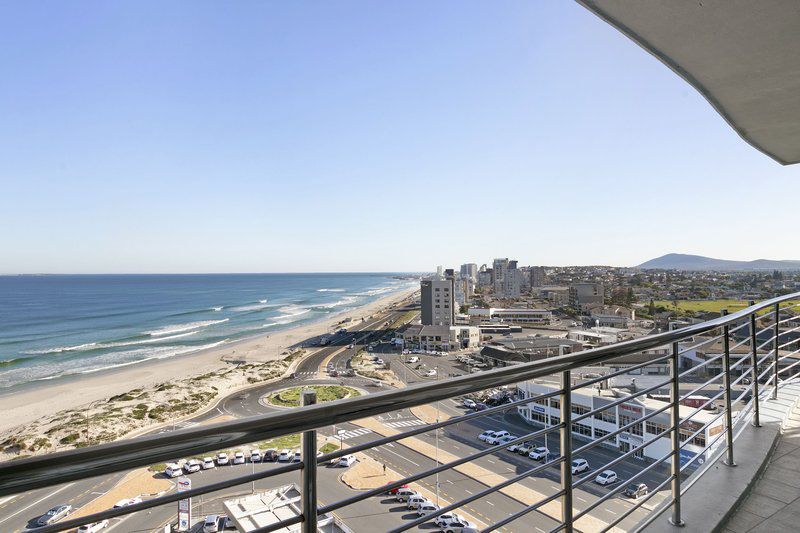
550,399,560,410
645,421,668,435
571,404,591,416
571,422,592,437
594,428,611,441
594,409,616,424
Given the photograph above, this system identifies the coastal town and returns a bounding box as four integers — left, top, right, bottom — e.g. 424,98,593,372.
3,260,799,532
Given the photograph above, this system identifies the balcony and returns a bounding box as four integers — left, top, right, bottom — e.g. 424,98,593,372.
1,294,799,532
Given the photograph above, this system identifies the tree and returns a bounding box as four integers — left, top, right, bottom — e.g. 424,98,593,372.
648,299,656,316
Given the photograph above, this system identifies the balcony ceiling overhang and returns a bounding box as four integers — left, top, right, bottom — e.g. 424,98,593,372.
577,1,800,165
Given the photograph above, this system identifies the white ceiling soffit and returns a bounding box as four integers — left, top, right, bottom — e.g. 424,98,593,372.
577,0,800,165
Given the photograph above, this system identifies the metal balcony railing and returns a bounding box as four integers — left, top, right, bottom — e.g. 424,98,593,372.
1,293,800,532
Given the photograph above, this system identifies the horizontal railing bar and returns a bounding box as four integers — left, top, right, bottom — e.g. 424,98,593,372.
389,455,564,533
677,333,725,355
757,361,777,383
319,422,562,515
572,402,672,457
679,430,726,475
29,461,303,533
3,292,798,497
601,474,674,533
679,370,725,402
572,377,672,425
483,488,566,533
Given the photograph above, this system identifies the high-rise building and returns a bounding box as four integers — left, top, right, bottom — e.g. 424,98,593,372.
492,258,509,285
493,258,522,298
420,277,455,326
531,267,546,287
460,263,478,283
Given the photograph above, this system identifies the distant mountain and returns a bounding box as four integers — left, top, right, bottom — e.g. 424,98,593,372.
637,253,800,271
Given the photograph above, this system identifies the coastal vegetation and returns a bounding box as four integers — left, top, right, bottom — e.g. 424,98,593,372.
266,385,361,408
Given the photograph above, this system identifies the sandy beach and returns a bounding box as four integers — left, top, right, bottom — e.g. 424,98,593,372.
0,286,417,438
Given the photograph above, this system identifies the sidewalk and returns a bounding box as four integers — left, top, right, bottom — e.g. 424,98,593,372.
722,399,800,532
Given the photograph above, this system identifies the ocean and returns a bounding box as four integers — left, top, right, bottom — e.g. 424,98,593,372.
0,273,417,389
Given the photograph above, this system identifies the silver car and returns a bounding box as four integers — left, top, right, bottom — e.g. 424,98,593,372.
37,505,72,526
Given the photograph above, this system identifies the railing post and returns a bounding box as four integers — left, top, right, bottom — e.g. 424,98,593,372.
669,340,685,526
301,389,318,533
773,302,780,399
560,370,573,533
722,310,736,467
749,302,761,427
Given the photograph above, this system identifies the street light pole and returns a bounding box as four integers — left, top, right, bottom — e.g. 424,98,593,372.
435,366,440,506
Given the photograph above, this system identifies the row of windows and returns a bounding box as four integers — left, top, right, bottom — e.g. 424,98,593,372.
571,422,592,437
594,410,616,424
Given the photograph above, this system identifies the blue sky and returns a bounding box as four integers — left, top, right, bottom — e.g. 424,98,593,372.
1,1,798,274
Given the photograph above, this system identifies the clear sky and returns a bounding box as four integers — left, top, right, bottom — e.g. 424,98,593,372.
1,2,798,274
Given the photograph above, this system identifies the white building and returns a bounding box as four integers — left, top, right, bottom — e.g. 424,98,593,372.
401,324,480,351
517,382,722,466
468,307,552,325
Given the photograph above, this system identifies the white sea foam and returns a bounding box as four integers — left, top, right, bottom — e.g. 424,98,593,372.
317,288,345,292
211,306,224,311
259,299,268,303
231,302,279,312
145,319,229,337
313,296,359,309
99,331,199,348
23,342,98,355
354,286,395,297
76,340,229,376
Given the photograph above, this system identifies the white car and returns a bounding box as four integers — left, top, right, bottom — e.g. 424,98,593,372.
292,451,302,463
277,449,292,462
184,459,201,473
435,513,464,527
487,434,517,446
478,430,498,442
77,521,109,533
407,495,430,510
233,451,245,464
203,514,221,533
336,454,357,467
250,449,262,463
528,447,549,461
463,398,476,409
164,463,183,478
571,459,590,474
417,502,439,516
408,356,420,363
202,457,215,469
443,520,477,533
395,488,418,502
216,452,229,465
595,470,618,485
113,496,143,508
425,369,437,377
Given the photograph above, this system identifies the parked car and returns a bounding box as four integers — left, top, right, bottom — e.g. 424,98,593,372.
417,502,440,516
395,488,418,502
77,521,109,533
202,457,215,469
517,443,534,455
216,452,229,465
594,470,618,485
408,356,420,363
424,369,437,377
478,430,496,442
336,454,357,467
164,463,183,478
407,495,430,510
443,520,477,533
475,402,488,410
571,459,590,474
263,449,279,462
203,514,221,533
624,482,649,499
508,440,529,453
233,451,245,464
250,449,262,463
496,435,518,447
435,512,464,527
291,451,302,462
528,447,549,461
36,505,73,526
463,398,476,409
387,483,409,495
113,496,143,508
184,459,201,473
277,449,292,462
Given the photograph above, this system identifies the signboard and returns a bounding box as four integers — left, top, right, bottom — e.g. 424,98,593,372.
619,404,643,415
177,477,191,532
532,405,546,414
679,449,705,467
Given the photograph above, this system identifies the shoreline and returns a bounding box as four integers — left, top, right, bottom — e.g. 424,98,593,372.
0,286,417,435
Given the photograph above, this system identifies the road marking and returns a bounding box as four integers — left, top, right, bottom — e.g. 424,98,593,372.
486,501,495,506
464,489,473,494
0,483,74,525
382,448,420,467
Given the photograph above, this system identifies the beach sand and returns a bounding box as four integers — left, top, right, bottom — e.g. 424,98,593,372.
0,287,417,436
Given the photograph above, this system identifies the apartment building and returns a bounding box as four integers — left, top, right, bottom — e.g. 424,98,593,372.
421,277,455,326
569,283,605,309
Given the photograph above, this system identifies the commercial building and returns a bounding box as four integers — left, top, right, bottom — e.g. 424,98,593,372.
460,263,478,283
530,266,546,287
401,324,480,351
569,283,605,310
493,259,523,298
517,381,722,466
468,307,552,325
420,276,454,326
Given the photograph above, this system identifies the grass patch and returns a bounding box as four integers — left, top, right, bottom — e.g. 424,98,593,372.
266,385,361,408
319,442,339,454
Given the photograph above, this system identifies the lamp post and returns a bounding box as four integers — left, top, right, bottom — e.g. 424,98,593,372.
435,366,440,506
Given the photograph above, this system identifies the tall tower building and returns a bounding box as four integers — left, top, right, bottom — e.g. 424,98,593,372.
420,277,455,326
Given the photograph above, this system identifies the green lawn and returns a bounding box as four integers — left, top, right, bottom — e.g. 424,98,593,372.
266,385,361,408
653,299,800,316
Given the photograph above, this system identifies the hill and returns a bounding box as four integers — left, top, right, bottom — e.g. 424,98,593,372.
637,253,800,271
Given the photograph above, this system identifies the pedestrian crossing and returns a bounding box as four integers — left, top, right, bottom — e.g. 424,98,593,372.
291,371,318,379
384,419,427,429
337,427,373,440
